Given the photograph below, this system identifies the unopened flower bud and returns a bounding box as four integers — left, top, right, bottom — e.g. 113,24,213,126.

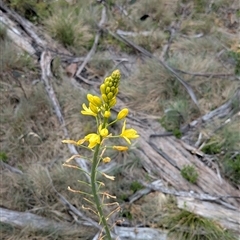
100,128,109,137
103,157,111,163
104,111,111,118
117,108,129,120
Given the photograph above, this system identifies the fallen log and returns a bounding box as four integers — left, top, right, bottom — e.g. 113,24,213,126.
0,207,75,231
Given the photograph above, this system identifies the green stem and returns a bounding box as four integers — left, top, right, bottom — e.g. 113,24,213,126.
91,144,112,240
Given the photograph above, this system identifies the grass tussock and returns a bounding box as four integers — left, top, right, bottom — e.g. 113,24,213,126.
201,117,240,185
0,28,35,72
0,161,91,217
44,1,94,54
165,209,236,240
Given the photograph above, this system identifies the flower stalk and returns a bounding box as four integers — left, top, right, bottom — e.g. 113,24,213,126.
62,70,139,240
91,143,112,239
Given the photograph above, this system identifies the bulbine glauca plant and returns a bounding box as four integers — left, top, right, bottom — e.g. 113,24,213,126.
62,70,139,239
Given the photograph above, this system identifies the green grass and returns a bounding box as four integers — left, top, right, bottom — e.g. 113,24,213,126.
0,32,35,73
5,0,51,22
0,152,8,163
165,209,236,240
181,165,199,183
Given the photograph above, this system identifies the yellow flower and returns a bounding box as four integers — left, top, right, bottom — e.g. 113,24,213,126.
102,157,111,163
120,120,139,144
87,94,102,107
81,103,97,117
113,146,128,151
89,103,98,114
117,108,129,120
84,133,101,148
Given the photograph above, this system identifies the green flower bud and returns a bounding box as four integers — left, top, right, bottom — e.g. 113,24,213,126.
105,86,110,94
110,86,114,91
102,94,108,103
111,70,121,80
109,97,116,107
107,92,113,100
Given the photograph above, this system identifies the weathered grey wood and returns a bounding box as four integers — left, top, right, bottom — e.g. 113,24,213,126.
0,2,71,56
0,10,36,54
40,51,90,181
114,226,168,240
177,197,240,235
0,207,72,230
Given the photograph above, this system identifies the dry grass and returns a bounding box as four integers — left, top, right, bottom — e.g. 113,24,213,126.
121,58,175,115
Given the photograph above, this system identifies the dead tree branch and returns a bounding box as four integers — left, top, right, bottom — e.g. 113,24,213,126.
40,51,90,181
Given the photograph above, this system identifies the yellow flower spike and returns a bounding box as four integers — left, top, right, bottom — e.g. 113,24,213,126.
104,111,111,118
102,157,111,163
117,108,129,120
113,146,128,151
81,103,97,117
84,133,101,148
120,120,139,144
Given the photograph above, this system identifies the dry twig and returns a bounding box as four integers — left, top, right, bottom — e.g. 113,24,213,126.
75,6,107,78
40,51,90,181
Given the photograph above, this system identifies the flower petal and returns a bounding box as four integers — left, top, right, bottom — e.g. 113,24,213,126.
81,103,97,117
